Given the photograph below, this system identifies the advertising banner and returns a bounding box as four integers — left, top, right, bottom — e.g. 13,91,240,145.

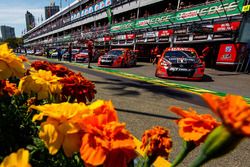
81,10,85,17
94,3,100,12
213,21,241,32
89,6,94,14
99,1,105,9
111,0,244,33
193,34,209,40
115,35,126,40
111,22,135,33
143,31,159,38
104,37,111,41
217,44,238,65
126,34,135,40
84,9,89,15
105,0,112,7
158,29,173,37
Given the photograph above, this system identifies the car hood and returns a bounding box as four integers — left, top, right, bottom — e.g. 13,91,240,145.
76,53,88,57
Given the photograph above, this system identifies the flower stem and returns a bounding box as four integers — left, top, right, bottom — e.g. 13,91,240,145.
189,125,243,167
171,141,196,167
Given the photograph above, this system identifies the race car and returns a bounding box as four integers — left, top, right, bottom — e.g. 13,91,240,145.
155,47,205,80
98,48,137,67
75,49,89,63
62,49,80,61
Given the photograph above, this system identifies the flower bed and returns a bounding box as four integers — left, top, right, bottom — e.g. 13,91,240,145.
0,43,250,167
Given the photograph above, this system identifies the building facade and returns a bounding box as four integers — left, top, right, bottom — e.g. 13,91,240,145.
25,11,35,31
0,25,15,40
23,0,249,67
45,3,60,20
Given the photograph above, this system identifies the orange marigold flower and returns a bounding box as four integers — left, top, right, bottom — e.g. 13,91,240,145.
31,61,53,71
4,80,19,96
31,61,73,77
0,148,31,167
169,107,220,145
78,100,136,167
60,73,96,103
0,80,19,96
49,64,74,77
19,55,28,62
140,126,172,159
203,93,250,136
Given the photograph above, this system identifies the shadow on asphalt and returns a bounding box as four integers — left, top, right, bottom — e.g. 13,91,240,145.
28,56,208,107
115,108,178,120
92,77,207,108
164,74,214,83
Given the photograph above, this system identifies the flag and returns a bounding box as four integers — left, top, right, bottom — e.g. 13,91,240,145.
106,7,112,24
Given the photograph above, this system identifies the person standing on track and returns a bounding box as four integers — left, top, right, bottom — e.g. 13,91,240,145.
68,43,72,62
86,39,94,68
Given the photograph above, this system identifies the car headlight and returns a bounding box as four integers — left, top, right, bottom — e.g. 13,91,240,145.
161,60,172,67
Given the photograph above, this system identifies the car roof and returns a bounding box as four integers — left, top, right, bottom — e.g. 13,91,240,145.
164,47,196,52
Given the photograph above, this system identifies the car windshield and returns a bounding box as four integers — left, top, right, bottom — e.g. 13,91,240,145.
72,49,79,54
164,51,197,59
108,50,124,56
80,50,88,54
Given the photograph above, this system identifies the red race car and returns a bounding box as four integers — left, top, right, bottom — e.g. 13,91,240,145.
155,47,205,80
98,48,137,67
75,49,89,63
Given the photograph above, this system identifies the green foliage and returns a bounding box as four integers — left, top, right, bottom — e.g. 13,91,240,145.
0,37,23,50
0,92,36,160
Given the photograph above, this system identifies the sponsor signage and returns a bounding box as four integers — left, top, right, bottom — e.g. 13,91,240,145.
96,38,105,42
143,31,159,38
147,38,156,42
176,35,190,41
213,21,241,32
111,0,244,33
126,34,135,40
242,5,250,12
158,29,173,37
115,35,126,40
111,22,135,32
158,37,169,42
137,39,146,43
136,34,143,38
213,33,233,39
174,29,187,34
193,34,208,40
104,37,111,41
95,4,100,11
89,6,94,14
73,0,112,20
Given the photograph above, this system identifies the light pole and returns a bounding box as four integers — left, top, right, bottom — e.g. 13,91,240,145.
134,0,141,51
177,0,181,11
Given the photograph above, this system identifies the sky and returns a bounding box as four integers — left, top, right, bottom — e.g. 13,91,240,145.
0,0,75,38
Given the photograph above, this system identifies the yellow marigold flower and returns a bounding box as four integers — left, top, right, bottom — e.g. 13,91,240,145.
19,69,62,100
0,43,25,80
0,148,31,167
203,93,250,136
30,102,90,157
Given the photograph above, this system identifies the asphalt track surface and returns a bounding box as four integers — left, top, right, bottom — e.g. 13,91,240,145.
27,56,250,167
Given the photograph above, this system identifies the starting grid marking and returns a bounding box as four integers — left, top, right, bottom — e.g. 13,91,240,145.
28,56,250,104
